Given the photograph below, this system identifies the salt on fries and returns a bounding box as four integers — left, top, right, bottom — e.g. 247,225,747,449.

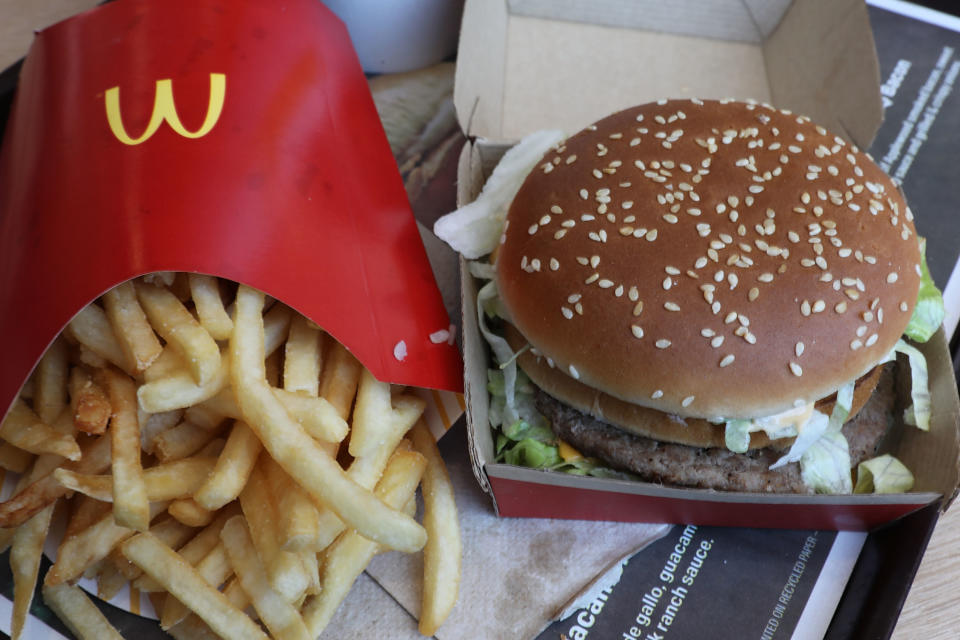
0,274,461,639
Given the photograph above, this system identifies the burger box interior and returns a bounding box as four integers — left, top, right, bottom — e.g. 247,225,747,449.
455,0,960,532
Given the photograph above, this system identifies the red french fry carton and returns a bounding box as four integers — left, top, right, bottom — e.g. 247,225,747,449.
0,0,463,423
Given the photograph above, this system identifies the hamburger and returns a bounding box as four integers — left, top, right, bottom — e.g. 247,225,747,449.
437,98,943,494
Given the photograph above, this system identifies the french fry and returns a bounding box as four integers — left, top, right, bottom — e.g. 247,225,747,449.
410,420,462,635
42,583,125,640
221,516,311,640
270,389,349,444
96,560,128,601
0,399,80,461
348,367,395,458
66,304,135,374
260,455,321,552
142,346,186,382
167,614,223,640
312,394,425,549
121,532,269,640
103,280,163,371
183,403,228,431
68,367,111,435
240,457,310,601
263,303,293,356
137,352,230,413
303,447,427,636
194,421,262,510
54,456,216,502
0,431,110,528
140,408,183,453
196,387,348,444
153,419,224,462
0,442,33,474
168,498,214,527
64,494,112,540
33,337,68,424
230,285,425,553
160,541,233,629
134,504,238,593
283,316,323,396
110,515,197,582
318,340,362,420
135,281,221,385
10,502,55,640
46,501,168,585
98,367,149,531
189,274,233,341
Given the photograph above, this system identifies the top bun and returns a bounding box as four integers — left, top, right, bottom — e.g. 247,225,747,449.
496,99,921,419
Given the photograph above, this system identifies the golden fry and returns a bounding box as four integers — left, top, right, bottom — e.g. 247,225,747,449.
189,274,233,341
68,367,111,435
135,282,221,385
103,280,163,371
66,304,135,374
54,456,216,502
121,532,268,640
230,285,425,553
10,502,55,640
0,399,80,461
194,421,262,510
283,315,323,396
221,516,311,640
98,368,149,531
410,420,462,635
318,340,362,420
42,583,125,640
303,448,426,636
33,337,68,425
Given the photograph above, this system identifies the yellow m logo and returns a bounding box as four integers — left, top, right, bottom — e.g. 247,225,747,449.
105,73,226,145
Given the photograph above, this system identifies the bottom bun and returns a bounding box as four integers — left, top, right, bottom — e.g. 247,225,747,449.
506,322,883,450
539,364,896,493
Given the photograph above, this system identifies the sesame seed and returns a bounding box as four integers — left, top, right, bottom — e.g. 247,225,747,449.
789,362,803,376
749,287,759,301
633,301,644,316
801,300,811,316
796,342,805,357
887,272,898,283
866,333,879,347
579,189,589,200
719,354,735,368
835,301,847,313
850,339,863,350
724,312,737,324
812,300,825,313
665,302,681,311
561,307,574,319
655,339,672,349
652,390,664,399
631,325,644,339
682,396,695,407
856,325,868,337
569,364,580,379
550,258,560,271
646,229,658,241
585,273,599,284
662,277,673,291
701,328,715,337
757,273,774,283
711,335,725,348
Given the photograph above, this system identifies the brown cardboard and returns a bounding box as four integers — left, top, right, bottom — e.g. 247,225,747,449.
454,0,883,149
455,97,960,528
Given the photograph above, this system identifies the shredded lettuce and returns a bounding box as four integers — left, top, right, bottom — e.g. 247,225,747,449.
433,130,566,259
854,454,915,493
893,339,932,431
800,430,853,494
904,237,945,343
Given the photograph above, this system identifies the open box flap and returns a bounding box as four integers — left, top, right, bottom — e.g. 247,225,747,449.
0,0,463,420
454,0,882,147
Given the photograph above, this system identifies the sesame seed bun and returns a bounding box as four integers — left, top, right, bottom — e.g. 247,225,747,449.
505,320,884,450
496,98,921,420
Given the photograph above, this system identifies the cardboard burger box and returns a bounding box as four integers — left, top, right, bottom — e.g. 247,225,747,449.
454,0,960,530
0,0,464,621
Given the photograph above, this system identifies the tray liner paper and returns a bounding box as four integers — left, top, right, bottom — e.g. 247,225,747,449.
0,0,463,424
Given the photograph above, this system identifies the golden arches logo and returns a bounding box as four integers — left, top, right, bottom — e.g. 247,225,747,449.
105,73,226,145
